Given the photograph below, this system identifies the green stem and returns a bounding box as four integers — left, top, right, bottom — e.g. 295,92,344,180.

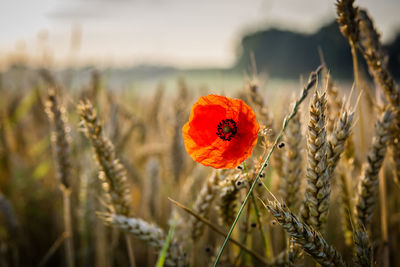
213,66,322,266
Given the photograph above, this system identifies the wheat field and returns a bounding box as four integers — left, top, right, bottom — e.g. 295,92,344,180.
1,1,400,266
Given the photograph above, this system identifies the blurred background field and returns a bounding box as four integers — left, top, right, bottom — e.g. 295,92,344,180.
1,0,400,267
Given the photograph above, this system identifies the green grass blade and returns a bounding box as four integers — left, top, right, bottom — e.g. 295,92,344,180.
156,219,177,267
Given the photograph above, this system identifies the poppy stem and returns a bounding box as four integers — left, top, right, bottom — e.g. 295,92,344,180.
213,65,322,267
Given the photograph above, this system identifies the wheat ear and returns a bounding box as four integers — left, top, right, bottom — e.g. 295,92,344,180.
189,171,220,240
336,0,360,44
45,89,72,190
100,213,184,267
336,0,368,155
355,109,393,228
357,10,399,110
45,89,75,267
353,228,372,267
279,111,303,211
325,80,356,245
327,110,354,176
357,9,400,188
78,100,131,216
301,89,330,231
78,100,136,266
217,173,248,226
267,201,346,267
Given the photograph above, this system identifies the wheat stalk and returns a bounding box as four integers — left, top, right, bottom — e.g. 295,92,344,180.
338,169,354,247
394,144,400,188
148,84,164,129
171,81,190,182
325,75,343,134
0,114,11,189
0,191,18,238
171,108,185,183
89,70,100,101
143,157,160,219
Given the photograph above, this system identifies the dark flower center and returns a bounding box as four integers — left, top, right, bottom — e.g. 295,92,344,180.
216,119,237,141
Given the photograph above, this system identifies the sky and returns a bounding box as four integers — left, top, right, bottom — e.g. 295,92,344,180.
1,0,400,68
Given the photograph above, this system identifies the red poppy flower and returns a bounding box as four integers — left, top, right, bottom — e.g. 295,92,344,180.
182,95,260,169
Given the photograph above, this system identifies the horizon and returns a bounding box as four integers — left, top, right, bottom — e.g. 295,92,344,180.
1,0,400,70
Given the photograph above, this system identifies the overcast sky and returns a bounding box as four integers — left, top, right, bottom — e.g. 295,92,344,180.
1,0,400,68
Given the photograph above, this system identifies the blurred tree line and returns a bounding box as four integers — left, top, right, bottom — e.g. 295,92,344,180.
234,21,400,79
